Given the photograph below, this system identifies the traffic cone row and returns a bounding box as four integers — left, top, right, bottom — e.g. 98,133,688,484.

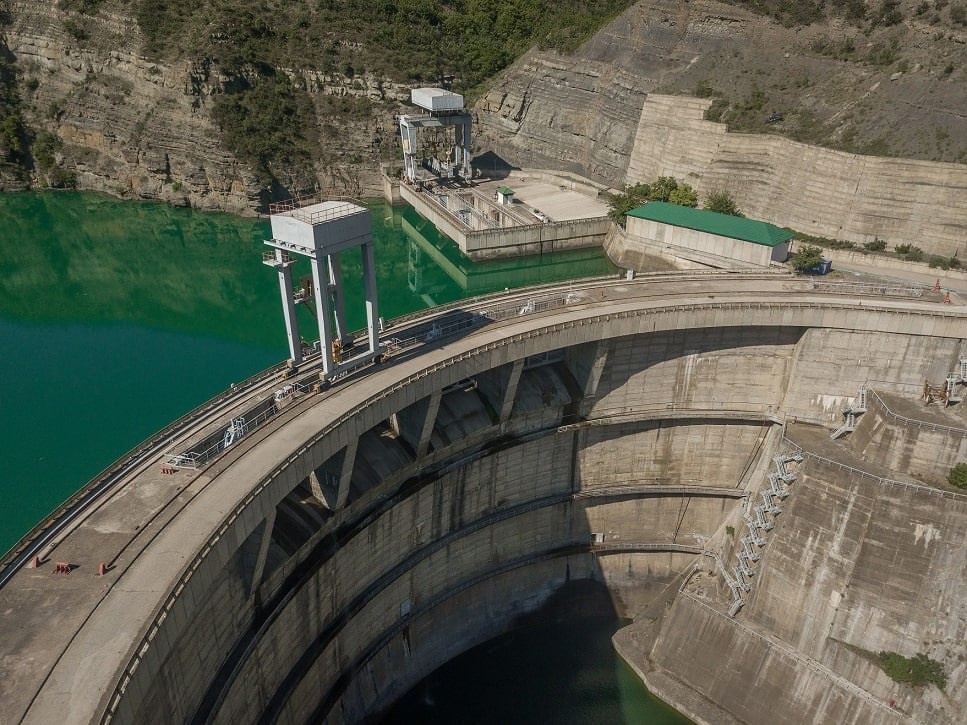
28,557,112,576
936,280,953,304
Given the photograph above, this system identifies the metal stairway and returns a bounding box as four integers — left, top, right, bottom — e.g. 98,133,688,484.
724,451,803,617
830,385,868,439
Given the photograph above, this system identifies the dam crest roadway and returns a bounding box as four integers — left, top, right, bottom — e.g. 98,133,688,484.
2,271,966,724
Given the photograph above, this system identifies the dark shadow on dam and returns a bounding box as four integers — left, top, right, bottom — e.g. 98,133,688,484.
185,331,768,724
471,150,516,180
380,583,691,725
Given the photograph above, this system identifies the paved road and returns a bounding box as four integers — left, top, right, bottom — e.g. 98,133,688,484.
830,257,967,300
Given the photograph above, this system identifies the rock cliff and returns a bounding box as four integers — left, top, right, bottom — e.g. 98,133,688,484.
1,1,409,212
4,0,967,227
476,0,967,184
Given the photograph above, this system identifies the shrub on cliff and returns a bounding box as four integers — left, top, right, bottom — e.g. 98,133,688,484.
211,73,317,188
949,463,967,489
704,189,742,216
876,651,946,689
789,245,825,272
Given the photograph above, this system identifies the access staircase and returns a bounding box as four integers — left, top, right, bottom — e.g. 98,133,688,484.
718,451,803,617
830,385,868,439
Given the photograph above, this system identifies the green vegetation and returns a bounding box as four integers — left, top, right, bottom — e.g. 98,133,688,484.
606,176,699,224
133,0,634,91
126,0,635,193
949,463,967,489
606,182,650,224
704,190,742,216
727,0,866,26
725,525,735,538
211,73,317,187
704,97,729,123
866,38,900,67
728,0,824,27
0,49,28,178
871,0,904,27
668,184,698,207
863,239,886,252
811,34,856,61
929,255,962,270
789,244,825,272
57,0,106,13
895,243,924,262
876,651,946,689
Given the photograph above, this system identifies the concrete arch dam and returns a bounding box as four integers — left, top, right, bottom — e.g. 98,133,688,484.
4,275,965,724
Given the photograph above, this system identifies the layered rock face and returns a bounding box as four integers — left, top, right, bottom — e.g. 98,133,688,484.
2,1,408,212
4,2,255,211
475,0,967,253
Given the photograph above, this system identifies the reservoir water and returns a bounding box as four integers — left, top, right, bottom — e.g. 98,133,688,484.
0,191,687,723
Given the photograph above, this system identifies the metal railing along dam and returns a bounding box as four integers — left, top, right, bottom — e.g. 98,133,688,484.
1,271,964,725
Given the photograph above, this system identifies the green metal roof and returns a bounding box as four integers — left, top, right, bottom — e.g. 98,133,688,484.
627,201,794,247
496,186,514,195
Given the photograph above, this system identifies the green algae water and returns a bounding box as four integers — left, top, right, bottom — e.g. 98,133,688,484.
0,191,686,723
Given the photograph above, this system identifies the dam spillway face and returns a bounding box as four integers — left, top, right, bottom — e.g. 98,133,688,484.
4,278,967,725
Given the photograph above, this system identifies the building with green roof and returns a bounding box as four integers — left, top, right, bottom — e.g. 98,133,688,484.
626,202,793,267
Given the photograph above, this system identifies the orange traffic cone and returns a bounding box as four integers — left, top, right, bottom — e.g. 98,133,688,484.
943,290,951,304
97,562,109,576
934,278,942,292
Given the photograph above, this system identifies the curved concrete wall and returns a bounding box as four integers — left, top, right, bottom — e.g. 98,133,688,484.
13,282,965,725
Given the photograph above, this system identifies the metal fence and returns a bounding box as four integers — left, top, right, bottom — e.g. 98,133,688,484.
866,388,967,436
783,437,967,501
809,280,927,298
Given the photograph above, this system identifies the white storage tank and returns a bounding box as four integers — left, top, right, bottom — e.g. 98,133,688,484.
411,87,464,113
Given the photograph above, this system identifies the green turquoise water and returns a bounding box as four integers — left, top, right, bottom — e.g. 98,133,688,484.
0,192,615,553
385,618,689,725
0,191,686,723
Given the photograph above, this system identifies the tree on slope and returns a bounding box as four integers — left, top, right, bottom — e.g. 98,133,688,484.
606,182,650,225
789,244,824,272
668,183,698,207
705,189,742,216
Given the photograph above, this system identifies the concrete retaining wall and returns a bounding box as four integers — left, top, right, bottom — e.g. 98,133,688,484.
780,328,964,425
627,95,967,258
399,183,608,260
848,392,967,479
